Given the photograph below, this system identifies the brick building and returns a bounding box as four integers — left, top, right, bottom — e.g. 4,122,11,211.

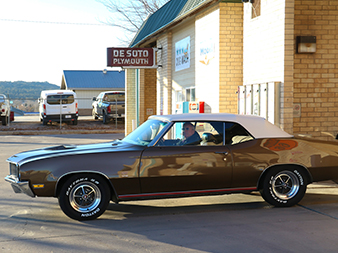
124,0,338,140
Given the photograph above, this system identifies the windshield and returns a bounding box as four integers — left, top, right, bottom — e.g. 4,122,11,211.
123,119,169,146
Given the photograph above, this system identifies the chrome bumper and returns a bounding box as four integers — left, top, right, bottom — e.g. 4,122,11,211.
4,175,35,197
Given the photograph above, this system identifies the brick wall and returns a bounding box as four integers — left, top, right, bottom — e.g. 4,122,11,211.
219,2,243,113
125,68,136,135
294,0,338,139
283,0,295,134
126,68,157,135
139,68,157,123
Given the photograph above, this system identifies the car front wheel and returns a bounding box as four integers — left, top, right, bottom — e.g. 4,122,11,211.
260,167,307,207
58,174,111,220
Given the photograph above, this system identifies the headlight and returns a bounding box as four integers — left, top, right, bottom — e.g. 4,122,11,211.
9,163,19,178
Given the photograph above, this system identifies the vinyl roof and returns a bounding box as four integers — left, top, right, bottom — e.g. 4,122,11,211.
149,113,293,139
62,70,125,90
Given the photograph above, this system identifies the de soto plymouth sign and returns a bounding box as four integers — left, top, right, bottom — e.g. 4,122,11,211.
107,47,158,68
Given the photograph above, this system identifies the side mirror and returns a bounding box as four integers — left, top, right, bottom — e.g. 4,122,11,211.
92,97,96,101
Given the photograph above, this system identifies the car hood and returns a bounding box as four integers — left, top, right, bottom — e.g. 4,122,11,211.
7,140,143,166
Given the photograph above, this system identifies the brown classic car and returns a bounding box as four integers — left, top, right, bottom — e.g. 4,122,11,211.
5,113,338,220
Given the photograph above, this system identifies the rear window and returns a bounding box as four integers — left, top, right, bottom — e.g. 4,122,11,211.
0,95,5,102
103,93,125,102
47,95,75,105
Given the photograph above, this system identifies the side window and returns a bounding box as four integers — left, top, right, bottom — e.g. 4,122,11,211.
225,122,254,145
97,93,103,101
103,94,108,102
47,95,74,105
157,121,223,146
105,93,125,102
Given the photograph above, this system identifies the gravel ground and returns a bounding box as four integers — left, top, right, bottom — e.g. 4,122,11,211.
0,118,125,135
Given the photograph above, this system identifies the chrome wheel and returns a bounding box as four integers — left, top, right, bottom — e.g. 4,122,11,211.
271,171,300,200
69,182,101,213
59,174,110,220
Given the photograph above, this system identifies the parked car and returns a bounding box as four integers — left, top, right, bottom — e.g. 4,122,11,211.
0,94,10,125
38,90,78,125
5,113,338,220
92,91,125,124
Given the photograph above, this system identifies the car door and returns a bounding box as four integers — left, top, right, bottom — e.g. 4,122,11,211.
139,121,233,194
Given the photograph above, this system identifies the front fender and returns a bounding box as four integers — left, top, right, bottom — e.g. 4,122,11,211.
17,145,144,197
55,171,119,202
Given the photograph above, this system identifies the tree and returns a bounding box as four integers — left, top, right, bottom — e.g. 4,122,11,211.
98,0,169,45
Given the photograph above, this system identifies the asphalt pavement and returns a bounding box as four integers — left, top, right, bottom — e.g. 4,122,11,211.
1,134,338,252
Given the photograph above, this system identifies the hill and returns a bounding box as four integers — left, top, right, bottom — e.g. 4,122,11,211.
0,81,60,100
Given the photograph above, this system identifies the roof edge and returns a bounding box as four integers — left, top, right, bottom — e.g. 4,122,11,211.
68,88,125,91
131,0,215,47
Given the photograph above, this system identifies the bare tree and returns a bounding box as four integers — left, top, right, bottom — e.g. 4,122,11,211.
98,0,169,45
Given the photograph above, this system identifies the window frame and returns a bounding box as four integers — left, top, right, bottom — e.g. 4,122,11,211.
251,0,261,19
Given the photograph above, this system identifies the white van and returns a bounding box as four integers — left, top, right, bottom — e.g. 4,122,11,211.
39,90,78,125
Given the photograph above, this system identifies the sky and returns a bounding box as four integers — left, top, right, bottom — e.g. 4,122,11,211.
0,0,123,86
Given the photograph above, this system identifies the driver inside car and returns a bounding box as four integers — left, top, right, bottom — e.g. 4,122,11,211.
177,122,201,145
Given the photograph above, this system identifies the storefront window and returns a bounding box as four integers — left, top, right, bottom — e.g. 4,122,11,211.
186,87,195,102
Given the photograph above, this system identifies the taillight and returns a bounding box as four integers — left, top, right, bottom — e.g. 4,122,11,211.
43,104,46,116
107,106,111,113
76,103,78,114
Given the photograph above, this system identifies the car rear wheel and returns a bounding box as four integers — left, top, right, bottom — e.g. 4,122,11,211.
103,113,108,124
2,116,8,125
260,167,307,207
58,174,111,220
92,108,98,120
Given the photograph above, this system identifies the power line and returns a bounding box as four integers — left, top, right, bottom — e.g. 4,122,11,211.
0,18,109,26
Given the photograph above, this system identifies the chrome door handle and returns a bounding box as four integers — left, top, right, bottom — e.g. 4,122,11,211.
215,151,228,155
